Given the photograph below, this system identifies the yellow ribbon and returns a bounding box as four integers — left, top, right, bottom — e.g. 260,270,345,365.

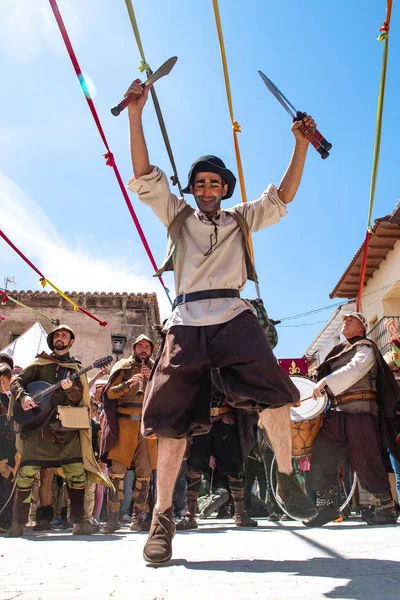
356,2,392,311
41,278,79,311
124,0,149,69
366,31,390,229
138,60,150,73
212,0,255,265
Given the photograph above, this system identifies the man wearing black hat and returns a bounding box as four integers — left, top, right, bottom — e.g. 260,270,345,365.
6,325,99,537
125,79,317,564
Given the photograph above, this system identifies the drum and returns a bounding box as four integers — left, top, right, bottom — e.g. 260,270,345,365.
290,375,327,458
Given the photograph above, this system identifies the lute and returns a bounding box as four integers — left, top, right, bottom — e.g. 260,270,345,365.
13,355,113,429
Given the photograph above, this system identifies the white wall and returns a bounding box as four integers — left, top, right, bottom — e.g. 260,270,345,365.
361,240,400,327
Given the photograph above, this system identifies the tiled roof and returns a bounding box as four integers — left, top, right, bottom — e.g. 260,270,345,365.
329,215,400,299
6,290,161,324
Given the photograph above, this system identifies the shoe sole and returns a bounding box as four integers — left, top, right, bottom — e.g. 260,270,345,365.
365,520,398,526
276,494,318,521
143,550,172,565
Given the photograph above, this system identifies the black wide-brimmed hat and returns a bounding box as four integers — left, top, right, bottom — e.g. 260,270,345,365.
182,155,236,199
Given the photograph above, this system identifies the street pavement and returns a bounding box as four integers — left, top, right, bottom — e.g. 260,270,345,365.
0,517,399,600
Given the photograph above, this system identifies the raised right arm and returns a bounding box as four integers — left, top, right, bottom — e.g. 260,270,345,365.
126,79,152,178
125,79,186,227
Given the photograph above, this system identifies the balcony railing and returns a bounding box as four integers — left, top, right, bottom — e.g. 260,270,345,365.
367,316,400,356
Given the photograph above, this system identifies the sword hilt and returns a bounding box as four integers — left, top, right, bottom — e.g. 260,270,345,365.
111,83,147,117
295,112,331,159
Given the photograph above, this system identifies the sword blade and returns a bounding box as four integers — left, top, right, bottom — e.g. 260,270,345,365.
258,71,296,119
144,56,178,87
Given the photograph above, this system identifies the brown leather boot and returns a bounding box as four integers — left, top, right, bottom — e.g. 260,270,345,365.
176,468,201,531
5,488,32,537
72,521,100,535
130,508,151,531
33,506,54,531
228,475,258,527
130,477,151,531
176,514,198,530
234,512,258,527
276,471,317,520
101,474,124,534
69,488,85,524
5,523,25,537
143,506,175,565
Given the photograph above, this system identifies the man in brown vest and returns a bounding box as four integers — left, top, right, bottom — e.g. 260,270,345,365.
125,79,318,564
305,312,400,527
100,335,157,533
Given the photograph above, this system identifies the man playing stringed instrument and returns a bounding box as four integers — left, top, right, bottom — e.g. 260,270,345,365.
6,324,104,537
125,79,318,564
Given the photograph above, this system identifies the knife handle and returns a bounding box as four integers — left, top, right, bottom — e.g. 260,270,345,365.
110,83,147,117
111,95,133,117
296,112,332,155
300,127,330,159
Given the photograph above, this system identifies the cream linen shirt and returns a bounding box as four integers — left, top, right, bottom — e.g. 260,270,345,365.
323,346,376,396
127,167,287,329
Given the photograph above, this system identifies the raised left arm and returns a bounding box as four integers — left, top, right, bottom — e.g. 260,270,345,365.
277,115,316,205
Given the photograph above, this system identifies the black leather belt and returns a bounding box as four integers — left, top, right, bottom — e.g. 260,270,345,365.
118,413,141,421
172,289,240,310
119,402,143,409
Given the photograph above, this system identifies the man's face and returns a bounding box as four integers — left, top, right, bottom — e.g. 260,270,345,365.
341,316,365,340
0,376,11,393
53,330,74,354
134,341,152,361
190,172,228,218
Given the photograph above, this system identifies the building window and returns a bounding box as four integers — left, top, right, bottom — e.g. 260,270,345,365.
10,333,20,342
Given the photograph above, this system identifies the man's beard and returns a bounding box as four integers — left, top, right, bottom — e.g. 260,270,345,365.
54,341,69,352
134,351,150,362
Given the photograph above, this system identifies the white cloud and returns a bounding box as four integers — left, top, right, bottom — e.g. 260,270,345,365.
0,170,172,319
0,0,82,62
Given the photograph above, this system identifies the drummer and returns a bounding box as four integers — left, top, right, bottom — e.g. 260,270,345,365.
304,311,400,527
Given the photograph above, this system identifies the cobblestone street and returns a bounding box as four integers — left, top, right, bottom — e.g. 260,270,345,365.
1,518,399,600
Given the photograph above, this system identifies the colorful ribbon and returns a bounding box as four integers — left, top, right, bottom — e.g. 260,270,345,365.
0,289,60,326
356,0,392,311
0,231,107,326
212,0,260,298
48,0,172,307
124,0,183,192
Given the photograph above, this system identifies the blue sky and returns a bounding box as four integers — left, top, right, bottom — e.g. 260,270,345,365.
0,0,399,358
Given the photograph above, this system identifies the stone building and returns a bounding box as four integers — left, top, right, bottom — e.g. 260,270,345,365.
0,290,160,367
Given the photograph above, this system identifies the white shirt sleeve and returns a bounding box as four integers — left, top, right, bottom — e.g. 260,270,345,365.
127,167,186,228
232,184,287,232
323,346,376,396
